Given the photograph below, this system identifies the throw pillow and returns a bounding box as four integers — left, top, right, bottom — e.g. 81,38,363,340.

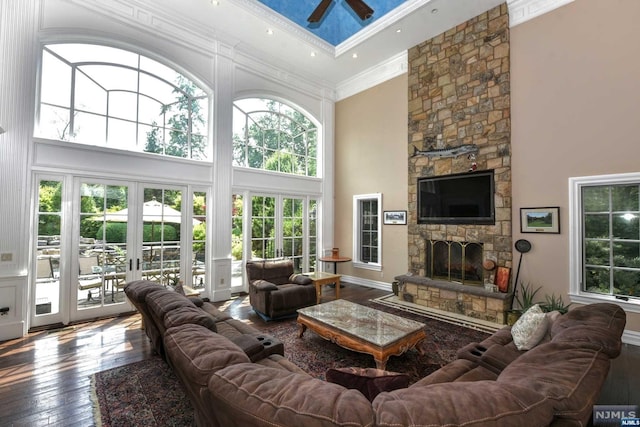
289,273,313,285
325,367,410,402
511,304,549,351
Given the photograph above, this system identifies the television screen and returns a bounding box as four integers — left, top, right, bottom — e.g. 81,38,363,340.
417,170,495,224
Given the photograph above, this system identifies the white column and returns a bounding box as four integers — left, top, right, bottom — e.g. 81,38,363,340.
0,0,40,338
209,43,234,302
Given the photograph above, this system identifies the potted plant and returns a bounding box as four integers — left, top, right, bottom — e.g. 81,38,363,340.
540,293,571,314
506,282,542,325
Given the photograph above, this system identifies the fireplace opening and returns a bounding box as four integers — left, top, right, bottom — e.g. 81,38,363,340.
426,240,483,285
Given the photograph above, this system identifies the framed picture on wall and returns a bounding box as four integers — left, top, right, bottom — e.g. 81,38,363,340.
383,211,407,225
520,207,560,234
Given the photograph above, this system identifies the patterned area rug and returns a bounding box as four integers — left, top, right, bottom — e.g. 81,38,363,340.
92,298,490,425
91,357,195,427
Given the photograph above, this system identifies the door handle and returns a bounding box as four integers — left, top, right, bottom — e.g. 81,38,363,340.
129,259,133,271
137,258,141,270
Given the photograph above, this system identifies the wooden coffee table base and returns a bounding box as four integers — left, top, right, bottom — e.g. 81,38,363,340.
297,314,426,370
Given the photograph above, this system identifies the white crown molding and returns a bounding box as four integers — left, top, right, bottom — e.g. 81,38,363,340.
229,0,336,56
335,0,432,57
335,50,407,101
507,0,575,27
231,0,432,59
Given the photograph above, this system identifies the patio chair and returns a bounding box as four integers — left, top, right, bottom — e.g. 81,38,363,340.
78,255,102,301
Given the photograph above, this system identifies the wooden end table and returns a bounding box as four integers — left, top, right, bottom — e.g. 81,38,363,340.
304,272,341,304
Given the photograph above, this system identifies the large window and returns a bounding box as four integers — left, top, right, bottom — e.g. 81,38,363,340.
352,193,382,271
232,98,317,177
570,173,640,311
37,43,209,160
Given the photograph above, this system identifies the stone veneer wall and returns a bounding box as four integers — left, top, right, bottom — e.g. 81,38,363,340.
407,4,513,279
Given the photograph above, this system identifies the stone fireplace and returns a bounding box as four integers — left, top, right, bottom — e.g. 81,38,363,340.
400,4,513,325
427,240,484,284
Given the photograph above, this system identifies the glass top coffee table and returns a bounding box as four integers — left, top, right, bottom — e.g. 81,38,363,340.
297,299,426,370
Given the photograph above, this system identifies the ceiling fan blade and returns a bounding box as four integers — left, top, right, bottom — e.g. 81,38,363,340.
345,0,374,20
307,0,333,23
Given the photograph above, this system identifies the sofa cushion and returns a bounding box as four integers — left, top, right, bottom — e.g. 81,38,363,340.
289,273,313,285
209,363,375,427
373,380,554,427
498,341,610,425
511,304,549,350
124,280,164,303
550,303,626,358
164,305,217,332
146,288,196,321
164,324,250,388
326,367,409,402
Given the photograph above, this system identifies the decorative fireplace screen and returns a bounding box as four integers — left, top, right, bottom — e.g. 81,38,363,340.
426,240,483,285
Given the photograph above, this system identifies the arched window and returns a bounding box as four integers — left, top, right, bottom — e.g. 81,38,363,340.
37,43,209,160
232,98,317,177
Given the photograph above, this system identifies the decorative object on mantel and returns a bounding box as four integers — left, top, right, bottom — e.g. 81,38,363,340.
495,266,511,293
520,207,560,234
411,143,479,159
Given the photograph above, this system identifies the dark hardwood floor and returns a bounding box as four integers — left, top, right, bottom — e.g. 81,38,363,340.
0,284,638,426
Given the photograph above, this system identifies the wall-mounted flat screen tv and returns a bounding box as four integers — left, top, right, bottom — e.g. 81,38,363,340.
417,170,495,225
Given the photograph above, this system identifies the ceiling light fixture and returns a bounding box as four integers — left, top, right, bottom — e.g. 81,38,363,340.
266,28,274,35
307,0,373,23
431,8,438,14
310,51,316,57
352,53,358,59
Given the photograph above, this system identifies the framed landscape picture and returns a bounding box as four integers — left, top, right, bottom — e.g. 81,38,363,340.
520,207,560,234
383,211,407,225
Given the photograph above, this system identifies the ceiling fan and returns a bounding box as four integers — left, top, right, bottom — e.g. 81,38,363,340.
307,0,374,23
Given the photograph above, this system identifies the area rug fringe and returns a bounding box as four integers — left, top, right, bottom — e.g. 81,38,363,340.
89,374,103,427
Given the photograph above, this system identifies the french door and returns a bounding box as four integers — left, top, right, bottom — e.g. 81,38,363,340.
31,176,202,327
248,193,317,274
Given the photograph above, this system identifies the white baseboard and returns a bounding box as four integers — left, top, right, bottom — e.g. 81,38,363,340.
341,275,391,292
622,329,640,347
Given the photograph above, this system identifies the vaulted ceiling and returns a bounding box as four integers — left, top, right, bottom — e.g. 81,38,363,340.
150,0,569,96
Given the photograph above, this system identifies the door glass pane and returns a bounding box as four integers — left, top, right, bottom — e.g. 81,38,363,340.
34,180,63,317
308,199,318,272
232,194,244,287
251,196,276,259
192,191,207,289
78,183,129,309
141,188,182,288
282,197,304,272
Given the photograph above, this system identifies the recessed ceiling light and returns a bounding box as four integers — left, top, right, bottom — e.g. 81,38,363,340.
431,8,438,14
310,51,316,57
211,0,219,5
396,28,402,33
266,28,274,35
352,53,358,59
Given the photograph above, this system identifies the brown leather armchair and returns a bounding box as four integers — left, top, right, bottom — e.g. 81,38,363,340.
246,259,317,320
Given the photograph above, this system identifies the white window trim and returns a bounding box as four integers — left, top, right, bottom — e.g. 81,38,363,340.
569,172,640,314
352,193,382,271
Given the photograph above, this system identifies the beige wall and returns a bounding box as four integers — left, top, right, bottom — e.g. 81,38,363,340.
511,0,640,331
334,74,408,284
336,0,640,332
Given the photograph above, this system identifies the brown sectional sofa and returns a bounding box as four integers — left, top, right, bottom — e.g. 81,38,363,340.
124,280,626,427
